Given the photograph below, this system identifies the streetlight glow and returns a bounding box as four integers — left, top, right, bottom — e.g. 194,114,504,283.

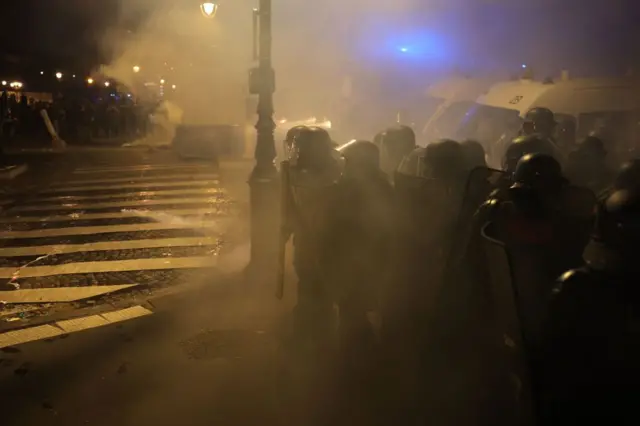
55,72,63,79
104,81,110,87
87,78,94,85
200,2,218,18
1,81,6,86
172,84,176,89
133,65,141,73
40,71,44,75
160,79,165,85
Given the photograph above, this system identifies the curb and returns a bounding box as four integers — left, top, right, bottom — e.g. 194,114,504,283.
0,164,28,181
0,269,234,335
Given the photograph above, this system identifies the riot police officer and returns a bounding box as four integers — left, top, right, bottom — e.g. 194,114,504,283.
502,134,563,175
522,107,556,139
460,139,487,171
521,107,566,158
565,136,613,192
613,158,640,192
283,126,342,350
422,138,467,182
379,125,416,178
538,188,640,425
321,140,394,372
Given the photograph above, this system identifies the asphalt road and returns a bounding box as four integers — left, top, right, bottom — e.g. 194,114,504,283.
0,147,292,426
0,147,389,426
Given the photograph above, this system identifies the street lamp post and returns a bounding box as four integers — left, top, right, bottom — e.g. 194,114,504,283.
247,0,278,281
200,0,278,281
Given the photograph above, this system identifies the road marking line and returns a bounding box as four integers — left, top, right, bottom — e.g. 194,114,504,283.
29,188,222,203
0,285,139,303
0,325,63,348
74,163,213,173
41,180,220,194
0,236,220,257
0,220,221,239
57,173,220,186
0,256,216,278
12,197,221,213
0,305,154,348
0,208,222,224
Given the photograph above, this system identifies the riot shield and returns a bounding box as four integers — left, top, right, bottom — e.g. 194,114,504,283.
288,164,342,270
276,160,292,300
481,223,537,426
395,172,463,316
444,166,506,282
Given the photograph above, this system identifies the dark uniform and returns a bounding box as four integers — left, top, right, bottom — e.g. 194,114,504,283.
379,125,416,179
520,107,566,162
565,136,614,193
282,126,342,348
391,139,470,425
537,188,640,425
321,140,394,371
461,139,487,171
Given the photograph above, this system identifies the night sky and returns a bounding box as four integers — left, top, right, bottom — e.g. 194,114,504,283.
0,0,639,76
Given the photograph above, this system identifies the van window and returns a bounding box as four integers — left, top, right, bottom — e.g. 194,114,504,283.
455,104,523,149
577,111,631,141
423,101,474,142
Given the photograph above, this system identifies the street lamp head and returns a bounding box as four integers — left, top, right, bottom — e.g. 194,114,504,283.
200,2,218,18
133,65,141,73
55,72,63,79
104,81,110,87
160,79,165,85
87,78,94,85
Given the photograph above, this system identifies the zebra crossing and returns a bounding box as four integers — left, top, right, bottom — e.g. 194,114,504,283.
0,162,234,291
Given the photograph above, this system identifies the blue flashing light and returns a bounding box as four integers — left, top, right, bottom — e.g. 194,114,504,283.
399,47,409,53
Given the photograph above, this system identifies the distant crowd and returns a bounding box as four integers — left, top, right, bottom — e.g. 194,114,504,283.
0,92,159,145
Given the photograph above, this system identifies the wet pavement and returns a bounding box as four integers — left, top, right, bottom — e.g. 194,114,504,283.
0,147,289,426
0,147,383,426
0,146,250,317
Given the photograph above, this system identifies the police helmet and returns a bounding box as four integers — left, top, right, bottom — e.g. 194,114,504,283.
381,125,416,158
460,139,487,169
577,135,607,158
423,139,466,179
524,107,556,127
502,134,559,173
340,140,380,170
285,125,307,143
290,126,333,169
614,159,640,191
510,153,567,191
592,189,640,248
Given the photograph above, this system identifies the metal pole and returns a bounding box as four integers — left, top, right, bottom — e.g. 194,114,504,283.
247,0,278,282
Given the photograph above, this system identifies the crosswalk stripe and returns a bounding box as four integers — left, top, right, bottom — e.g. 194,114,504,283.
73,163,212,174
55,173,220,186
0,305,154,349
12,197,220,213
0,208,221,224
41,180,220,194
0,285,139,303
0,236,220,257
0,220,221,239
29,188,222,203
0,256,215,278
